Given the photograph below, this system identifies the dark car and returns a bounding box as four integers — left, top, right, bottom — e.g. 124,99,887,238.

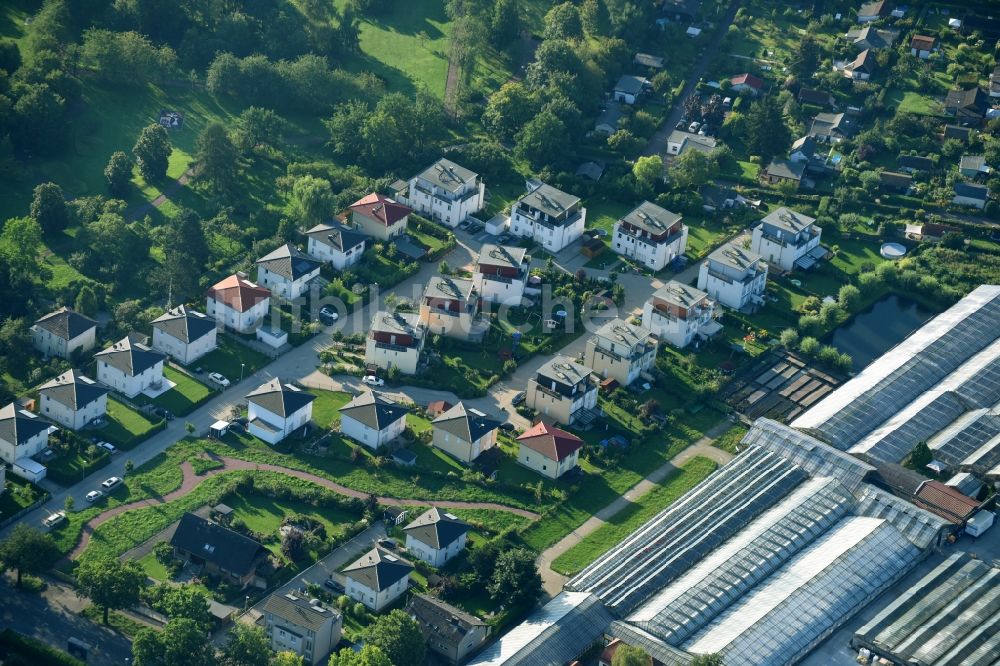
153,407,174,421
323,578,344,593
499,422,517,433
232,416,249,427
511,391,527,406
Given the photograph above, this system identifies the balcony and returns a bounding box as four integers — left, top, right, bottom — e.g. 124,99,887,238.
373,340,415,353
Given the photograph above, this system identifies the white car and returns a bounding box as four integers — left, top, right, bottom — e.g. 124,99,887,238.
362,375,385,387
209,372,231,388
85,490,104,503
42,511,66,528
101,476,123,490
98,442,118,454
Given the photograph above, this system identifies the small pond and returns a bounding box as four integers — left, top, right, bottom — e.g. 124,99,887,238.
827,294,936,372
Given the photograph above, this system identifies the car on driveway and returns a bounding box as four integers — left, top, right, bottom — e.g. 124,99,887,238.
153,407,174,420
101,476,123,490
511,391,527,406
319,305,339,325
97,442,118,454
499,422,517,433
85,490,104,503
363,375,385,386
42,511,66,528
209,372,230,388
324,578,345,593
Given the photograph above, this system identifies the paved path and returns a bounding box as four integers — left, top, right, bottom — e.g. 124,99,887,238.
537,421,735,596
125,166,197,221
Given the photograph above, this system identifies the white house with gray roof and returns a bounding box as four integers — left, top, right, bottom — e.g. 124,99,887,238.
751,207,823,272
404,508,470,567
365,310,426,375
95,334,167,398
304,222,367,270
431,402,500,463
339,389,409,450
526,355,598,426
397,158,485,228
508,183,587,253
419,275,488,341
343,547,414,611
666,130,718,156
407,594,490,665
246,378,316,445
31,307,97,360
255,243,323,300
474,244,529,306
263,591,342,665
612,201,688,271
151,305,217,365
697,242,769,310
38,369,108,430
583,318,657,386
613,74,649,104
642,281,721,349
0,402,50,468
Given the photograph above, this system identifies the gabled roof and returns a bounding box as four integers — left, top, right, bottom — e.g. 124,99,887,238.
614,74,648,96
206,275,271,313
847,26,896,49
517,421,584,462
415,158,478,194
945,87,988,113
403,508,470,550
408,594,487,651
634,53,665,69
262,592,340,632
792,135,818,158
255,243,323,282
339,389,409,431
38,369,108,411
846,48,877,73
349,193,411,227
954,182,989,199
246,378,315,418
152,306,215,345
914,481,979,523
810,112,856,139
477,244,527,271
857,0,889,17
897,154,935,170
666,130,718,153
944,124,972,140
536,355,594,386
304,222,367,254
170,512,268,576
619,201,682,236
95,335,166,377
595,105,624,131
909,34,935,50
765,159,806,180
423,275,476,303
33,307,96,341
797,88,833,106
0,403,50,446
959,155,987,171
342,547,413,591
880,171,913,188
432,402,500,444
731,73,764,89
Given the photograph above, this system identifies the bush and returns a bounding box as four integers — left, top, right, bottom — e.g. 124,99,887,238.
799,336,820,356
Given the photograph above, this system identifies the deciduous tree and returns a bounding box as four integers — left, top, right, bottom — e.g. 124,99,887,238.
515,110,568,170
133,123,172,182
75,555,147,625
104,151,133,196
30,182,69,235
544,3,583,40
612,644,652,666
364,609,426,666
0,524,59,587
488,547,541,607
220,623,271,666
132,618,216,666
327,646,392,666
196,122,239,193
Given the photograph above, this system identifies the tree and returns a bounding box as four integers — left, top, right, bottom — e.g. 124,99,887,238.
669,150,713,189
544,3,583,40
515,110,568,170
327,646,392,666
10,82,66,156
195,122,239,193
838,284,861,310
488,547,541,607
30,182,69,235
690,655,724,666
132,123,172,182
132,618,216,666
104,151,133,196
292,175,334,226
790,35,821,79
0,524,59,587
271,653,304,666
581,0,611,36
779,328,799,349
799,336,820,356
940,231,964,249
144,584,211,629
75,555,147,625
910,441,933,469
633,155,663,190
64,495,75,512
490,0,521,47
612,644,651,666
0,216,45,280
233,107,285,154
482,82,537,142
220,623,271,666
364,609,426,666
744,97,791,165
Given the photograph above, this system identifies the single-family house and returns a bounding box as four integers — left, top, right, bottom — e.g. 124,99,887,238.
880,171,913,193
339,389,408,450
594,105,624,135
904,223,957,242
151,306,217,365
304,222,367,270
31,308,97,360
95,334,166,398
959,155,991,177
697,242,769,310
365,310,426,375
944,124,973,142
944,88,989,123
246,378,315,445
347,193,411,241
206,274,271,334
897,154,936,172
910,34,936,58
953,182,990,209
474,244,529,306
797,88,835,107
425,400,453,418
525,355,598,426
343,547,413,611
660,0,700,22
263,592,342,666
0,402,50,467
809,112,857,142
508,183,587,253
633,53,665,69
612,75,649,104
761,159,806,189
611,201,688,271
397,158,485,228
666,130,717,156
431,402,499,464
845,26,896,50
790,136,838,174
419,275,486,341
583,318,657,386
730,73,764,95
857,0,890,22
575,161,604,182
516,421,584,480
407,594,490,666
642,281,721,349
170,512,269,588
700,184,756,212
751,207,823,272
255,243,322,300
842,49,876,80
38,370,108,431
403,508,469,567
990,66,1000,98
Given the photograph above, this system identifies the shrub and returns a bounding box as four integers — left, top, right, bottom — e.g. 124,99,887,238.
799,336,820,356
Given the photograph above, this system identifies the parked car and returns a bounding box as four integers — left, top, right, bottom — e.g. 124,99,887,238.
208,372,230,388
457,221,471,231
511,391,527,406
324,578,345,593
101,476,123,490
88,416,106,428
377,538,397,550
42,511,66,528
688,121,701,133
499,422,517,433
363,375,385,386
97,442,118,454
232,416,249,427
319,305,339,325
675,120,686,130
497,233,512,244
153,407,174,420
85,490,103,503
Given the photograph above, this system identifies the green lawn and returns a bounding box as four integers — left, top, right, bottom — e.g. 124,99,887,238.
308,389,353,429
0,476,47,522
887,89,942,116
137,551,170,581
713,424,748,454
198,338,269,381
96,398,163,449
223,491,357,557
45,450,111,487
138,366,213,416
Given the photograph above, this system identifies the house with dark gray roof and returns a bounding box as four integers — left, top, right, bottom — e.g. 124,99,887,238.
95,334,166,398
844,26,896,50
897,154,935,172
879,171,913,193
943,124,973,142
343,547,413,611
842,48,876,80
431,402,500,463
857,0,890,22
944,87,989,123
246,378,315,445
397,157,485,228
38,369,108,430
170,512,269,587
526,356,599,428
808,112,857,143
0,402,51,468
594,104,624,135
304,222,367,271
31,307,97,360
255,243,323,300
612,201,688,272
697,242,769,310
953,182,990,209
761,159,806,189
263,592,342,665
151,305,217,365
408,594,490,665
403,508,470,567
509,182,587,253
797,88,835,108
613,75,649,104
420,275,488,341
339,389,409,450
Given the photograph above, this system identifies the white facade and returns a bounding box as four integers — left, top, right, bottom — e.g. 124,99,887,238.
340,413,406,450
96,348,164,399
405,531,468,568
750,208,823,272
0,409,49,466
509,208,585,253
474,245,529,307
508,184,587,253
206,295,270,334
31,316,96,360
248,401,313,445
151,324,217,365
364,337,422,375
642,282,720,349
526,357,599,426
305,228,365,271
39,388,107,431
611,202,688,272
697,243,769,310
404,160,485,228
517,444,580,480
345,574,408,612
256,264,320,300
583,319,657,386
477,274,525,306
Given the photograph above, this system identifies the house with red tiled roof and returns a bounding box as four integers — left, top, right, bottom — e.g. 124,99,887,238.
730,73,764,95
348,193,411,241
516,421,584,479
206,274,271,333
914,481,980,525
